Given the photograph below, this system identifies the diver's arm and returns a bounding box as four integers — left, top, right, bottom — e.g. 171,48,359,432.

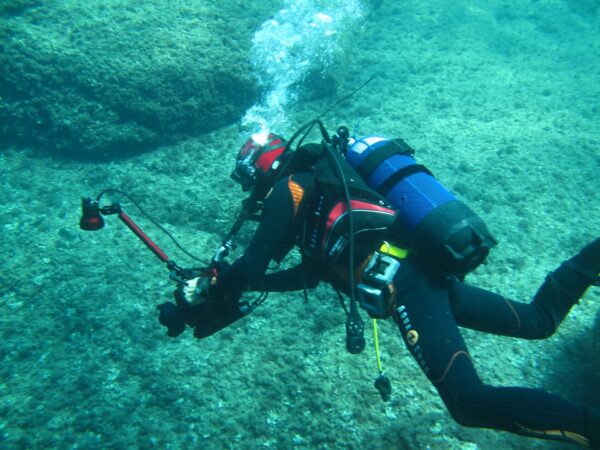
249,263,321,292
210,176,300,297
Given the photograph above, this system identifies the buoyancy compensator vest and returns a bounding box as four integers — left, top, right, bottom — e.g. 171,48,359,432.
345,136,497,277
304,148,397,268
275,142,398,269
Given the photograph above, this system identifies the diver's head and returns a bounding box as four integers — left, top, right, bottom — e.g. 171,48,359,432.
231,131,288,193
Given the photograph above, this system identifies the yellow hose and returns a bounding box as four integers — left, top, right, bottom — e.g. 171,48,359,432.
373,319,383,373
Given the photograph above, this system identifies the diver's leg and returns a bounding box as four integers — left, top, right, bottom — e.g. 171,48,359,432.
450,237,600,339
392,259,600,447
533,237,599,330
448,280,549,338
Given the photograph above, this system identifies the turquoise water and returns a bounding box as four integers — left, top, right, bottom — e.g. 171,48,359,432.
1,1,599,448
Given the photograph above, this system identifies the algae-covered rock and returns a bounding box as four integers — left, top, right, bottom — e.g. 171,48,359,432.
0,0,40,15
0,0,281,159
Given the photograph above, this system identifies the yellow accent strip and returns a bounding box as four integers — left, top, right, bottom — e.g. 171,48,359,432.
373,319,383,373
515,424,590,447
379,241,408,259
287,176,304,219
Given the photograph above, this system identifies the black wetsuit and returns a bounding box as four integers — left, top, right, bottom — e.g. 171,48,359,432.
214,170,600,448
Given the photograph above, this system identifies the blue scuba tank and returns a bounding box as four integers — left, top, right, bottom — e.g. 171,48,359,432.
346,135,497,277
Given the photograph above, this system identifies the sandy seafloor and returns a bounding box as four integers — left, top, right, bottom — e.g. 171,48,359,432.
1,1,599,449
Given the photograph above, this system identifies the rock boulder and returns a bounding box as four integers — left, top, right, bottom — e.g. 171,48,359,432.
0,0,281,159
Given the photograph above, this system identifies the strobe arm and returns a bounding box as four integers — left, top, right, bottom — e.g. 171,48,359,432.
80,198,189,281
92,202,169,263
117,208,169,263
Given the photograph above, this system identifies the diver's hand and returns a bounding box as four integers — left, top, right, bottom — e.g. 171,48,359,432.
182,275,217,306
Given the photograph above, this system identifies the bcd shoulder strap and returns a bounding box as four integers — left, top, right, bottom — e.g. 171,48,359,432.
355,138,415,179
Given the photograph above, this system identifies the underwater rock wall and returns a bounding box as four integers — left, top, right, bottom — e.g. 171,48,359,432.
0,0,281,160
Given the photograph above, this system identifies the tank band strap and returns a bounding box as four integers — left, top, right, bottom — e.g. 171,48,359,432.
377,164,433,196
356,139,415,178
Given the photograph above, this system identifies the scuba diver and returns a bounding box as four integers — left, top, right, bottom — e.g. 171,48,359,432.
157,124,600,448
